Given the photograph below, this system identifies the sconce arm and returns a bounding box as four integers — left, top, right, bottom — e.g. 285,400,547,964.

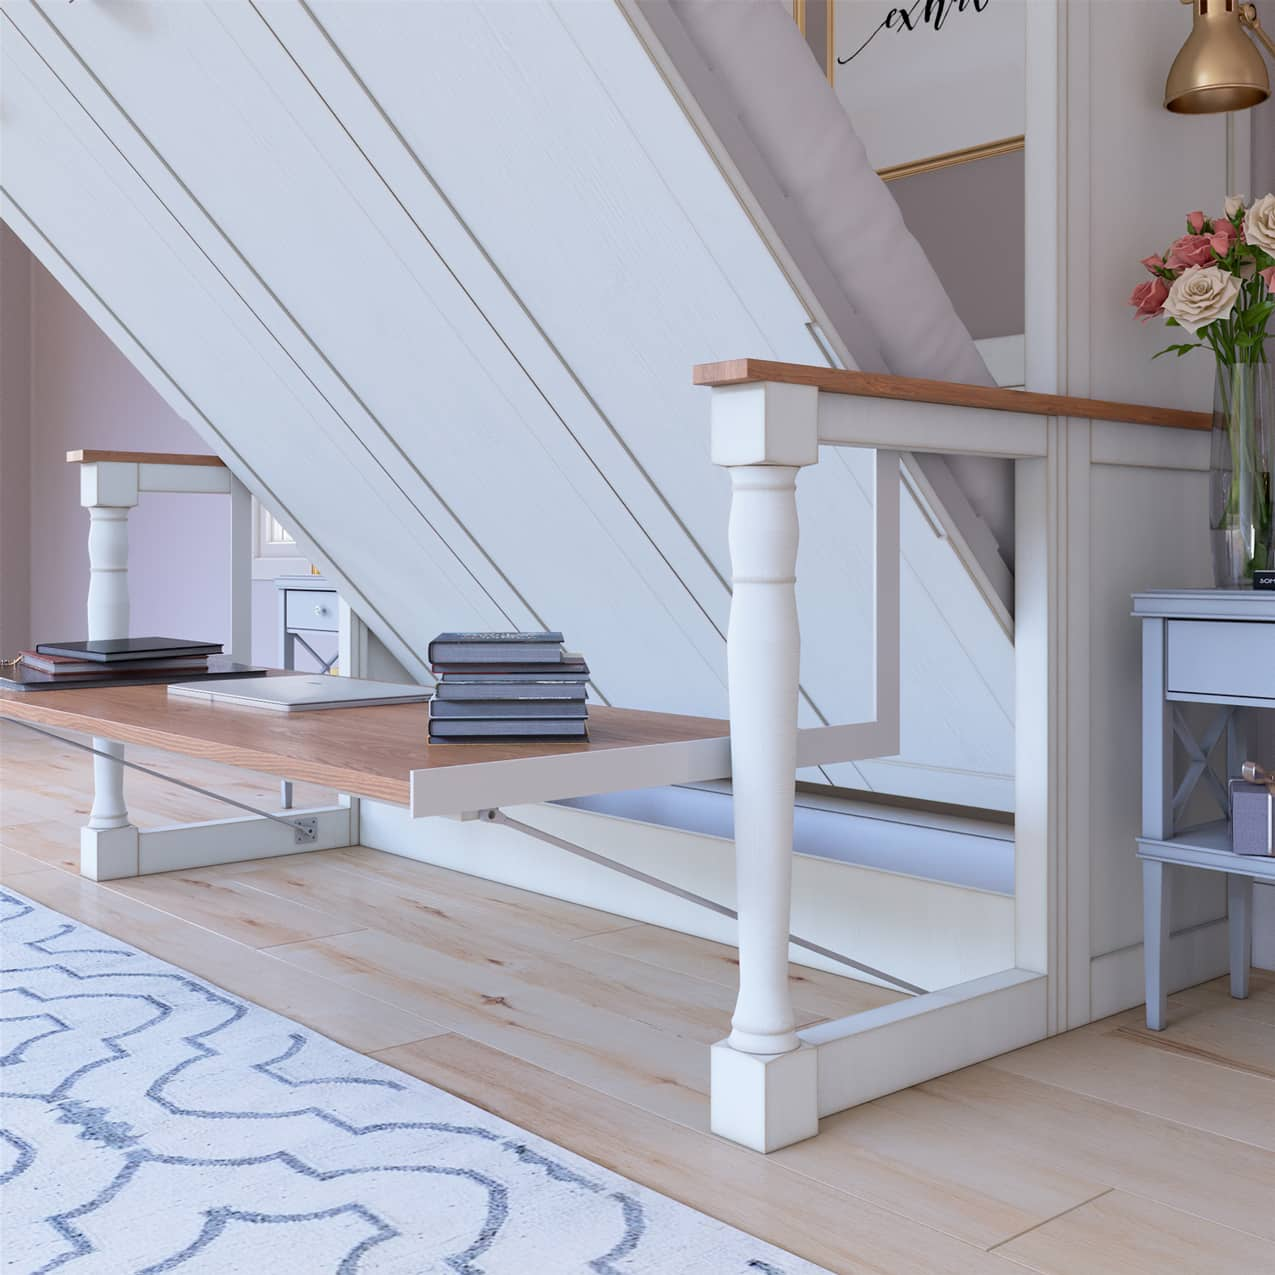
1241,3,1275,60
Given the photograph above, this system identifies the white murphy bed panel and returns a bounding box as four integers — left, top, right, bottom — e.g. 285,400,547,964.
0,0,1013,810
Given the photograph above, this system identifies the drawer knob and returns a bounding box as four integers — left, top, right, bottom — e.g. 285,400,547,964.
314,605,328,617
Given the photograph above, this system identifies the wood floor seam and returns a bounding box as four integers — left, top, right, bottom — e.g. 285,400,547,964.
983,1056,1275,1156
985,1188,1115,1254
256,926,373,951
1111,1021,1275,1082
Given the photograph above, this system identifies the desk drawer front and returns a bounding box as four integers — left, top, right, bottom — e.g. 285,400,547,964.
1166,620,1275,701
285,589,338,632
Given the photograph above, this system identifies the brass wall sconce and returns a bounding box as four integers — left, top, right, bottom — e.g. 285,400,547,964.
1165,0,1274,113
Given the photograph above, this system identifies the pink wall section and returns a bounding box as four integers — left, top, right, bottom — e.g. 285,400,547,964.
2,233,279,664
1,226,32,661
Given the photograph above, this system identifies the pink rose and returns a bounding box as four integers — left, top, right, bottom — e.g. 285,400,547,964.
1187,211,1206,232
1129,277,1169,321
1141,253,1166,275
1262,265,1275,293
1167,234,1215,269
1209,220,1238,257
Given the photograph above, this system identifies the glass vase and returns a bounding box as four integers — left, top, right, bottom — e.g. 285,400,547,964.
1210,358,1274,588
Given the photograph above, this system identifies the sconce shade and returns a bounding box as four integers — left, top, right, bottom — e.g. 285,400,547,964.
1165,1,1270,114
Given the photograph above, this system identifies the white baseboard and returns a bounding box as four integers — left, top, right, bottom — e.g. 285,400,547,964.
135,806,352,875
358,798,1014,990
1089,917,1230,1021
802,968,1047,1115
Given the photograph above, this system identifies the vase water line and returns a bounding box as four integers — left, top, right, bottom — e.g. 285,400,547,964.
1210,359,1274,587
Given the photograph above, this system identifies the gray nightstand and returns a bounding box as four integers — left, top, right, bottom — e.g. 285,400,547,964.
275,575,339,674
1134,589,1275,1030
274,574,339,808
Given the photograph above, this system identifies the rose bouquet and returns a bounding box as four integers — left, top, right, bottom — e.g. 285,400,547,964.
1131,194,1275,360
1130,195,1275,585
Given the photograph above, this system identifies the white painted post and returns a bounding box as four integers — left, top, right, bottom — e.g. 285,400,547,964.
724,462,804,1055
79,462,140,880
708,381,819,1153
228,476,253,667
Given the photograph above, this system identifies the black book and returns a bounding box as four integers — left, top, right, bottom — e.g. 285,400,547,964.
1,658,266,693
430,699,588,720
36,637,223,663
434,681,587,702
427,631,565,665
432,656,589,678
429,718,588,740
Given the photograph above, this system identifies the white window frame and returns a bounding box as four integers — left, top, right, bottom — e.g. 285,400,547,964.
251,497,310,578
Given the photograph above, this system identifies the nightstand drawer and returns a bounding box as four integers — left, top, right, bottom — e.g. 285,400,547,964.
284,589,338,632
1166,620,1275,702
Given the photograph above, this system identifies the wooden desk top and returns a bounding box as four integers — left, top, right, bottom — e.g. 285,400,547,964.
67,449,227,467
0,682,730,812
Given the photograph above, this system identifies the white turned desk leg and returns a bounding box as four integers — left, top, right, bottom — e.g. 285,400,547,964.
724,465,803,1056
709,381,819,1152
79,478,140,880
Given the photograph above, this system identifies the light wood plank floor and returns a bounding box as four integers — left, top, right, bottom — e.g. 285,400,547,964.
2,719,1271,1274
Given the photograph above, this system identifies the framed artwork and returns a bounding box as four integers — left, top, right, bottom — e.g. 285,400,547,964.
793,0,1025,181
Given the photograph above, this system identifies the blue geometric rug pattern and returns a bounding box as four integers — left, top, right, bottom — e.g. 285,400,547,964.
0,888,826,1274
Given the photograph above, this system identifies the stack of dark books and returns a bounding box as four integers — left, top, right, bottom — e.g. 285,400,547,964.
427,631,589,743
2,638,265,692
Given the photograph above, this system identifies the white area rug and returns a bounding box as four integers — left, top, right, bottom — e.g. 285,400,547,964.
0,887,826,1274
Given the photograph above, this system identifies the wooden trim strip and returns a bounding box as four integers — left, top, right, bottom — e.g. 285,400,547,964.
692,359,1214,433
877,136,1025,184
67,449,227,467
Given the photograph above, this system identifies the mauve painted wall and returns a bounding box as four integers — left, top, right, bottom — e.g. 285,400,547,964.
891,151,1026,342
1,226,32,660
5,235,279,663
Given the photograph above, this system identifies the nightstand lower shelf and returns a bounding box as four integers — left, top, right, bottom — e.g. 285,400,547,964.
1137,822,1271,1030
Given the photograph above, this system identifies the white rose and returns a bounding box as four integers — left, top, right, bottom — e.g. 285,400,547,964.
1225,194,1246,221
1162,265,1241,334
1244,194,1275,254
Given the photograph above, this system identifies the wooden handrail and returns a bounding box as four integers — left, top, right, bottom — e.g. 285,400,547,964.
67,449,227,467
693,358,1213,433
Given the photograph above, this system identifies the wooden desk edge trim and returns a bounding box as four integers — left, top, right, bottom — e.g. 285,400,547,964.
67,449,229,467
692,359,1213,433
0,701,411,808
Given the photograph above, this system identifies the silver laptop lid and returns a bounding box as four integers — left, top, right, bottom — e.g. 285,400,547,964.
168,674,431,711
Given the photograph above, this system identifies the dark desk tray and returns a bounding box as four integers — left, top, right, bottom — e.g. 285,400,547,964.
0,658,268,692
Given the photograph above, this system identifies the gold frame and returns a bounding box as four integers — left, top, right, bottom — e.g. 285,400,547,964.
793,0,836,83
875,134,1026,184
790,5,1024,182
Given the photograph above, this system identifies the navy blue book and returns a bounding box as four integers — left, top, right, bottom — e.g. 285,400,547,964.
433,654,587,678
430,700,588,720
427,632,564,665
429,719,588,740
434,681,587,702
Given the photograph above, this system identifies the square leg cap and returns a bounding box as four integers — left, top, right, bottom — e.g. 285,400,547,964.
80,824,139,880
710,1039,818,1152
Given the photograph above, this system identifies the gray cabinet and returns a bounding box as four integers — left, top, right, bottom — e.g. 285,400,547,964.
1134,590,1275,1031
